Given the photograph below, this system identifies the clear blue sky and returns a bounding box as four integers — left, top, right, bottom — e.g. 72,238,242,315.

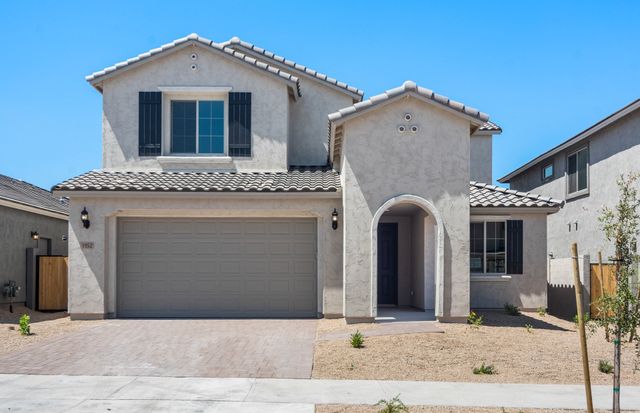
1,1,639,189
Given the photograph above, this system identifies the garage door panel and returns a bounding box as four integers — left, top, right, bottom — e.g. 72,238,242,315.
118,218,317,318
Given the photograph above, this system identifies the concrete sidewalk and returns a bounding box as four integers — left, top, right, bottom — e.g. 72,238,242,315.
1,374,640,412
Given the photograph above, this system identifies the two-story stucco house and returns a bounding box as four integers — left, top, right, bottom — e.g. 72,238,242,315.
499,99,640,261
499,99,640,316
53,34,561,322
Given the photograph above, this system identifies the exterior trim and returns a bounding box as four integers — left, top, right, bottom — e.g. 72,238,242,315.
0,197,68,220
370,194,445,319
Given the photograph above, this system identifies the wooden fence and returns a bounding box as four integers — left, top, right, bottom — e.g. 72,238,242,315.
589,263,617,318
38,256,68,311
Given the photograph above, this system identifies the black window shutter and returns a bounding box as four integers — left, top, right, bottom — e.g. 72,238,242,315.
507,220,523,274
228,92,252,157
138,92,162,156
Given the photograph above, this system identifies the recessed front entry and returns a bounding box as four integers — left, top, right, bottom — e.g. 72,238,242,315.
117,217,317,318
377,222,398,305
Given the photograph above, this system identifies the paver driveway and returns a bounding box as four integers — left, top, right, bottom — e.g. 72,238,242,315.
0,319,317,378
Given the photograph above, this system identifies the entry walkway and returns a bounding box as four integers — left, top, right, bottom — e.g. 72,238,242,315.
1,374,640,412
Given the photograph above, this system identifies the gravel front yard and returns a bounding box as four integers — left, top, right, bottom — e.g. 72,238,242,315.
0,304,100,357
313,310,640,384
316,406,634,413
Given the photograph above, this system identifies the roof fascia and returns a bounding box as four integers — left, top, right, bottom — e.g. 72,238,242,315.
0,198,68,220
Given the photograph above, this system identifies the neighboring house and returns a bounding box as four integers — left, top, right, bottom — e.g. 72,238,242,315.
53,34,560,322
0,174,69,305
499,99,640,262
499,100,640,317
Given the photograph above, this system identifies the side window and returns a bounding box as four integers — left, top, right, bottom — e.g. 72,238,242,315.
542,163,554,182
567,147,589,194
470,220,523,275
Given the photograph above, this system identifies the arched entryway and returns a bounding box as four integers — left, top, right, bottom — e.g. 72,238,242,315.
371,195,444,319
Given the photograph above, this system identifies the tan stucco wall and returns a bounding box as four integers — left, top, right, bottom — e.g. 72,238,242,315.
470,135,492,183
66,195,342,318
232,47,357,166
470,212,549,310
100,43,291,171
340,96,471,321
288,79,354,165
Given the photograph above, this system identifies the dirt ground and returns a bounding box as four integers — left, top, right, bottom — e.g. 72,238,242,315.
0,304,100,357
316,406,638,413
313,310,640,384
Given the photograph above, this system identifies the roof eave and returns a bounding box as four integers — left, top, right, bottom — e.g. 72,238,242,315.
222,40,364,101
85,35,301,98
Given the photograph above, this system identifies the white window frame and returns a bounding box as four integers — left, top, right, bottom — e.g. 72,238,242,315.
566,146,589,198
470,218,508,276
541,162,554,182
161,90,229,157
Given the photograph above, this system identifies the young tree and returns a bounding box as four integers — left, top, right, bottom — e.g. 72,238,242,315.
596,173,640,413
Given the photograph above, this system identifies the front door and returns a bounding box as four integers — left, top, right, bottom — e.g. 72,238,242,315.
377,222,398,306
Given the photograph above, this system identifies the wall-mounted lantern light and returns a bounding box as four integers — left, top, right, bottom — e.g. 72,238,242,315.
81,207,91,229
30,231,39,240
332,208,339,230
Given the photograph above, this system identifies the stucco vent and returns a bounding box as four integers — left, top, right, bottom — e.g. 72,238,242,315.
410,125,419,133
404,113,412,121
397,125,406,133
190,53,198,61
190,64,198,71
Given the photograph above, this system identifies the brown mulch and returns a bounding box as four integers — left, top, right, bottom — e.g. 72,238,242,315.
313,310,640,384
0,304,100,357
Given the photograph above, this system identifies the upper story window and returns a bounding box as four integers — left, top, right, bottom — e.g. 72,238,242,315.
170,100,224,154
541,163,554,182
567,146,589,195
137,88,252,159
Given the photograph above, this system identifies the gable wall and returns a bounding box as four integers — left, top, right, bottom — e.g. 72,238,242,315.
340,96,471,320
227,46,356,166
100,43,291,171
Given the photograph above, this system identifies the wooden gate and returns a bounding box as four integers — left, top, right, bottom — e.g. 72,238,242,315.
590,263,617,318
38,256,68,311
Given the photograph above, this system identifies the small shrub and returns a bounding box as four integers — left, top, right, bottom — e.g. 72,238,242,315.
473,362,496,375
599,360,613,374
504,303,521,316
19,314,30,336
536,307,547,317
467,311,483,328
376,395,409,413
350,330,364,348
524,323,534,333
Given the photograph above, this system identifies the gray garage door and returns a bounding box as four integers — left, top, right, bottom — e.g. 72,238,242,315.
117,218,317,318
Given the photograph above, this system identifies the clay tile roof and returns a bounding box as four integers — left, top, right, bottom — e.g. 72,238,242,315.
470,181,562,208
52,168,340,193
221,36,364,100
0,174,69,215
86,33,301,97
478,120,502,133
328,80,490,124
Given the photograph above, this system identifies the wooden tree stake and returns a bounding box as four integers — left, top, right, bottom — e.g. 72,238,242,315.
572,243,594,413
